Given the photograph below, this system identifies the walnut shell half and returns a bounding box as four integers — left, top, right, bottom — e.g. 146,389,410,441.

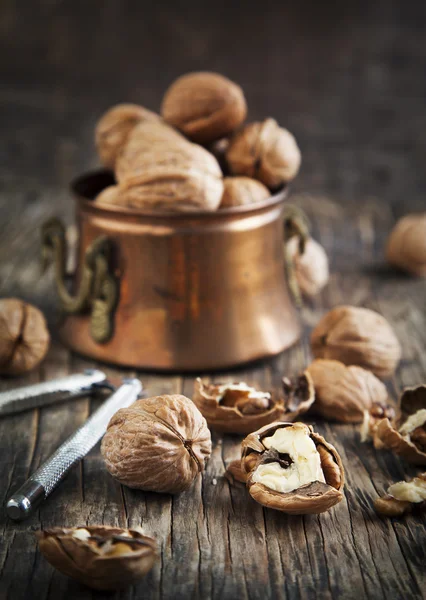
36,526,157,590
374,384,426,465
311,305,401,378
374,472,426,517
0,298,50,376
241,422,344,514
193,373,314,435
101,394,212,493
307,359,390,423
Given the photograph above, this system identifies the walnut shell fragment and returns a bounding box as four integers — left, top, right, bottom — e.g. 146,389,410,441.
286,236,329,297
193,373,314,435
307,359,390,423
95,103,160,169
241,422,344,514
226,118,301,188
36,526,157,590
386,212,426,277
0,298,50,376
161,71,247,144
311,305,401,378
374,384,426,465
219,177,270,209
374,472,426,517
101,394,212,493
225,459,248,485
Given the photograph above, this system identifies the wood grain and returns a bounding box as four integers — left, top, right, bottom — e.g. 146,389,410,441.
0,1,425,599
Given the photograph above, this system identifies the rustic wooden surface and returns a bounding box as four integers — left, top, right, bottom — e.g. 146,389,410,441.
0,1,425,599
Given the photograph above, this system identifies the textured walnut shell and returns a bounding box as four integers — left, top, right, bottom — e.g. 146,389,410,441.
386,213,426,276
101,394,212,493
311,305,401,378
36,526,157,590
193,374,314,435
226,118,301,188
114,120,223,212
95,185,121,206
95,104,160,169
0,298,50,376
219,177,270,208
241,422,344,514
374,385,426,465
307,359,389,423
286,237,329,297
161,72,247,144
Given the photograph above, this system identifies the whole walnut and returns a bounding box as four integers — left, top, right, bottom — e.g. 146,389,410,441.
226,118,301,188
219,177,270,209
113,121,224,212
101,394,212,493
286,236,329,297
307,359,389,423
95,185,121,207
95,104,160,169
311,305,401,378
161,71,247,144
0,298,50,376
386,213,426,277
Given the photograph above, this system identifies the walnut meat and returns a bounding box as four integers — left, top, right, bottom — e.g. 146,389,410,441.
374,472,426,517
286,237,329,297
226,118,301,188
193,373,314,435
161,71,247,144
101,394,212,493
374,384,426,465
95,104,160,169
36,526,157,590
311,305,401,378
386,213,426,277
307,359,389,423
241,422,344,514
0,298,50,376
219,177,270,209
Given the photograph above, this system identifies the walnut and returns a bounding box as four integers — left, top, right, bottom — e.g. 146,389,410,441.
307,359,390,423
241,422,344,514
101,394,212,493
360,402,395,445
36,526,157,590
286,236,329,297
386,213,426,276
311,305,401,378
219,177,270,209
226,118,301,188
161,72,247,144
95,185,121,207
112,120,223,212
95,104,160,169
374,384,426,465
374,472,426,517
0,298,50,376
193,373,314,435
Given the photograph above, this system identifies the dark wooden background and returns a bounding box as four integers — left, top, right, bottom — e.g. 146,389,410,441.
0,1,425,599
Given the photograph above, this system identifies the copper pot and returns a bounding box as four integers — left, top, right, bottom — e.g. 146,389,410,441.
42,170,302,371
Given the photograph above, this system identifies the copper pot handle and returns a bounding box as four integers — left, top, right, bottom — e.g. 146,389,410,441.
41,218,119,344
283,207,310,306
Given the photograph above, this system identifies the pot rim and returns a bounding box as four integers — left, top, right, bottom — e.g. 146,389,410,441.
71,169,289,220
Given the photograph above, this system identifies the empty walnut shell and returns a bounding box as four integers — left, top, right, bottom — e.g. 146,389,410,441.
226,118,301,188
161,71,247,144
95,103,160,169
374,384,426,465
36,526,157,590
101,394,212,493
219,177,270,209
307,359,389,423
311,305,401,378
0,298,50,376
241,422,344,514
286,237,329,297
193,374,314,435
386,212,426,277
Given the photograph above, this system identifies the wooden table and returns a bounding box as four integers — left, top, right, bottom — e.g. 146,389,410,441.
0,2,425,599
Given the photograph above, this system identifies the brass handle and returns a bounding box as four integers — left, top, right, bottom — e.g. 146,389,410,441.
41,218,119,343
283,207,310,306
